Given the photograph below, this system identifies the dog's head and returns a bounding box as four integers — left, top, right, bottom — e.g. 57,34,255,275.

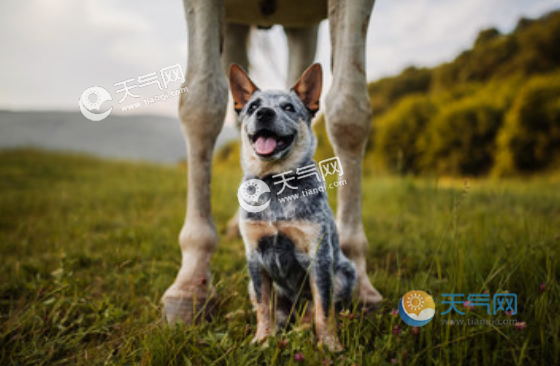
229,63,322,176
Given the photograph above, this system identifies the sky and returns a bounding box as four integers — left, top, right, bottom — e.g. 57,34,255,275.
0,0,558,120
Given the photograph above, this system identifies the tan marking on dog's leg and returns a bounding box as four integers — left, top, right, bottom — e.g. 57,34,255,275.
240,220,276,341
310,273,342,352
301,301,314,325
277,220,321,253
239,220,278,252
162,0,228,324
252,271,273,343
325,0,382,309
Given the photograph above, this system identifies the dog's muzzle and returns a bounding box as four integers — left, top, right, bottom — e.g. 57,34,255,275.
249,128,295,158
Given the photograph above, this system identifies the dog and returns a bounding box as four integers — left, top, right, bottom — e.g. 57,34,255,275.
229,63,356,351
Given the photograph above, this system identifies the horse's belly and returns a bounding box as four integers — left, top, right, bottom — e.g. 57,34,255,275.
225,0,327,27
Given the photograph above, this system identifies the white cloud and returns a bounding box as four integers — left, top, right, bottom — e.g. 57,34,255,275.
406,307,436,321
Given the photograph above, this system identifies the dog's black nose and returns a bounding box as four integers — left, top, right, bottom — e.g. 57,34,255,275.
256,107,275,123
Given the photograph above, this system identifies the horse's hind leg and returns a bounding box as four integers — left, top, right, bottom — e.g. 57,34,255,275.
284,24,319,86
223,22,250,238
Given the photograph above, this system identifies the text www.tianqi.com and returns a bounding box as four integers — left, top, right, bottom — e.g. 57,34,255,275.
441,318,519,326
277,179,347,203
120,86,189,112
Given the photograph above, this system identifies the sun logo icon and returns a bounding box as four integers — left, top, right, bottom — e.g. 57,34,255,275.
78,86,113,121
399,290,435,327
243,180,261,201
237,179,271,213
406,292,425,312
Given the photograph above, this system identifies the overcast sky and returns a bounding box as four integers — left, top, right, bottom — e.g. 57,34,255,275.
0,0,558,119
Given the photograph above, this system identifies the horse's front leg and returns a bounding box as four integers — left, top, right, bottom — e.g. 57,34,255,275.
162,0,228,323
325,0,383,309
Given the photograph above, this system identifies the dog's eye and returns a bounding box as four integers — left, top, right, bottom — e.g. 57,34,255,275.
248,103,258,113
282,103,295,112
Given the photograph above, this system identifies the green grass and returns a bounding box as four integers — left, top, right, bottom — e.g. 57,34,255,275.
0,149,559,365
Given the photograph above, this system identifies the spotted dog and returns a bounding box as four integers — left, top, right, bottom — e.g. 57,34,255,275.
229,63,356,351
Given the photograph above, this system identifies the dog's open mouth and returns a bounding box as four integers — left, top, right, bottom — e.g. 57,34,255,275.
249,130,295,157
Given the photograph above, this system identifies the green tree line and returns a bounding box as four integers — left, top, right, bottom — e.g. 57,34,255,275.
314,10,560,177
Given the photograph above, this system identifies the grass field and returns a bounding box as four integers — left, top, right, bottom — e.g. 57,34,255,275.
0,149,559,365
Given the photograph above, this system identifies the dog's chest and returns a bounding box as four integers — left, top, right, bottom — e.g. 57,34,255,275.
240,219,321,254
241,219,321,293
256,233,311,292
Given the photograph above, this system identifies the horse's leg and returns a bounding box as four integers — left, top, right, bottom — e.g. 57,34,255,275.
162,0,228,323
284,24,319,86
222,22,250,238
222,22,250,73
325,0,383,309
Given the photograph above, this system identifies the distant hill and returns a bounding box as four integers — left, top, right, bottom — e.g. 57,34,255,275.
367,10,560,118
0,111,238,164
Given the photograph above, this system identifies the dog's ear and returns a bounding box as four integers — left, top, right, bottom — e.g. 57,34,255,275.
291,63,322,115
229,64,259,113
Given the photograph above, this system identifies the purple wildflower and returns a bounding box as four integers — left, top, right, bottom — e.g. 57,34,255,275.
514,322,527,332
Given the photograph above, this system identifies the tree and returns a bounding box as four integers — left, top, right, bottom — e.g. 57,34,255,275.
420,98,502,176
374,95,435,174
494,73,560,175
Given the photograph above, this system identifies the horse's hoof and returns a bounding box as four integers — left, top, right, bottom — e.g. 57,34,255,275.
162,286,217,324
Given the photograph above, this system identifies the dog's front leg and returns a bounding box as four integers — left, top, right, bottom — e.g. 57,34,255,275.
309,247,342,352
248,258,273,344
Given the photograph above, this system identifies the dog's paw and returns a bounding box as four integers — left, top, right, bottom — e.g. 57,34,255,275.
357,280,384,312
251,332,270,345
318,335,343,352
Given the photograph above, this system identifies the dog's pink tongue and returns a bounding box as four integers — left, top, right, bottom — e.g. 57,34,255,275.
254,136,277,155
